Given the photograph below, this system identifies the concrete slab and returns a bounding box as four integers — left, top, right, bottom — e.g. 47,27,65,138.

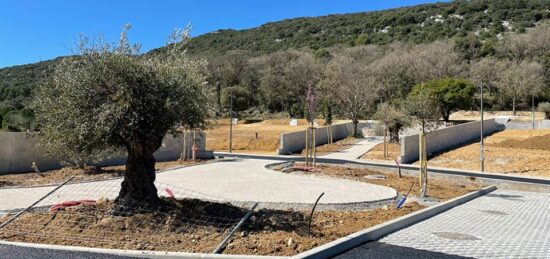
0,159,397,212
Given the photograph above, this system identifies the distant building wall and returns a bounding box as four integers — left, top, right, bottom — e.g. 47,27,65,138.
277,122,370,155
399,119,498,164
0,132,211,175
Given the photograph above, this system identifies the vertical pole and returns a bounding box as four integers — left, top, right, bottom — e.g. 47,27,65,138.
532,94,535,130
480,81,485,172
313,127,316,168
181,129,187,160
305,128,309,167
418,130,423,196
229,92,233,153
383,125,388,160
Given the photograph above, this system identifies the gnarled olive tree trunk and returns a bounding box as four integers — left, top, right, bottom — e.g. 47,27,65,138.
114,139,162,212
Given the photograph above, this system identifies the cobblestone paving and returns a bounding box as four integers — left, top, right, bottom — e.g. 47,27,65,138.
380,190,550,258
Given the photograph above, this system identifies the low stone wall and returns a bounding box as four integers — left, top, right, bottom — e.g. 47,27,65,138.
399,119,498,164
277,122,370,155
0,132,212,175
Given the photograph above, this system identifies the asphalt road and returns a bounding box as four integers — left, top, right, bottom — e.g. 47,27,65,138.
0,244,137,259
334,241,473,259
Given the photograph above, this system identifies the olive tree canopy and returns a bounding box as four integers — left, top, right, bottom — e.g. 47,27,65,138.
33,24,208,210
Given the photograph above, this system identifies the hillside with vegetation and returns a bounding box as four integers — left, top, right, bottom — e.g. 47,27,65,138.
1,0,550,131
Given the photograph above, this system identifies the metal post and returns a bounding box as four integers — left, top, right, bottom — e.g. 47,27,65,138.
313,127,316,168
229,92,233,153
480,81,485,172
213,203,258,254
532,94,535,130
0,176,74,230
383,125,388,160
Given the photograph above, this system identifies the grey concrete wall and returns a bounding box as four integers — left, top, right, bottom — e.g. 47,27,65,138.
502,120,550,130
0,132,211,175
277,122,368,155
399,119,498,164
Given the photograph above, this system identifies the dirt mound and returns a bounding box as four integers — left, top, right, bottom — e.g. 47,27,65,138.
489,134,550,151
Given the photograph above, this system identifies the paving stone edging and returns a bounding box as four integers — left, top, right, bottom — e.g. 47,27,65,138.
292,185,497,259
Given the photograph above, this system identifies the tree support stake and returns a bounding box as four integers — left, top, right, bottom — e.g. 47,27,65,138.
213,202,258,254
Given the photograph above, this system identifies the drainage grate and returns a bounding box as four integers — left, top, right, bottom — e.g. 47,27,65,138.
478,210,510,216
432,232,480,241
486,193,524,201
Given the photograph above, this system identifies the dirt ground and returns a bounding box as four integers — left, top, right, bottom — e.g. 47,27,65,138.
299,137,361,156
205,119,349,154
450,110,544,122
361,142,401,161
426,130,550,177
0,159,207,188
0,197,422,256
277,164,483,201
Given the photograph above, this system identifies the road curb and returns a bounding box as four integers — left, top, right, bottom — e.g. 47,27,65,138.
292,185,497,259
0,240,288,259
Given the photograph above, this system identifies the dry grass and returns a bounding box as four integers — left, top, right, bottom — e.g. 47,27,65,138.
450,110,545,122
299,137,361,156
425,129,550,177
205,119,350,154
361,142,401,161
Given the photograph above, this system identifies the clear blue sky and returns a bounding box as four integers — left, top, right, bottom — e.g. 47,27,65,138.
0,0,448,68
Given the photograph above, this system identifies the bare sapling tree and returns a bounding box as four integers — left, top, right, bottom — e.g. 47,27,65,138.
305,82,317,168
322,55,377,137
497,61,545,115
33,24,208,212
405,87,441,197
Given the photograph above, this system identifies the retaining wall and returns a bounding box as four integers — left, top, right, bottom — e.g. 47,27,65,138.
399,119,498,164
0,132,212,175
277,122,370,155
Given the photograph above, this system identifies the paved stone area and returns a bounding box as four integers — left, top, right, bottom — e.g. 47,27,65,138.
376,190,550,258
334,241,473,259
0,159,396,211
320,139,381,160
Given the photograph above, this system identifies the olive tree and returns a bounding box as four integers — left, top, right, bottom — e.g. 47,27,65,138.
373,102,410,143
33,25,208,210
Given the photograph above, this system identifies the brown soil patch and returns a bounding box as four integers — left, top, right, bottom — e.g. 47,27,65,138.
0,197,423,256
277,164,483,201
426,130,550,177
299,137,361,156
361,142,401,161
0,159,207,188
